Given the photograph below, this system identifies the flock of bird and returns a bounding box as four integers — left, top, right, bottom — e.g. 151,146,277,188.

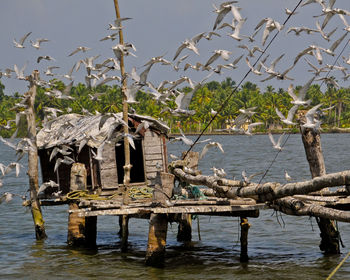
1,0,350,201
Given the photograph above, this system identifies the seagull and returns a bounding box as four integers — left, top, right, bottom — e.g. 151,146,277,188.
38,180,59,195
124,83,142,104
44,66,60,76
0,192,13,204
284,170,292,181
37,55,55,63
203,31,221,40
268,132,285,151
241,170,263,184
315,20,337,41
286,26,318,36
304,58,327,76
173,54,189,71
287,77,315,106
114,17,132,27
255,17,283,46
99,33,118,41
204,49,232,67
5,162,23,177
130,64,153,86
339,14,350,32
275,105,299,125
227,19,245,41
13,32,32,48
54,156,75,172
173,32,205,60
30,38,49,49
239,107,257,117
14,63,27,80
199,141,224,159
212,1,238,30
68,46,91,56
112,42,137,61
245,57,263,75
63,64,76,80
49,145,72,161
170,128,210,146
244,122,263,136
301,103,323,130
285,8,298,15
212,167,227,178
238,45,263,57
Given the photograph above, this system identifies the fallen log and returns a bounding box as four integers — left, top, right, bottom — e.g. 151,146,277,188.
271,197,350,223
171,168,350,202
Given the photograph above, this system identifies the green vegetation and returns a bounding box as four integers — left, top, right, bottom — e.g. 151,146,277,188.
0,77,349,137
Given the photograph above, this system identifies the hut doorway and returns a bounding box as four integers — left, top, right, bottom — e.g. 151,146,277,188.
115,139,145,184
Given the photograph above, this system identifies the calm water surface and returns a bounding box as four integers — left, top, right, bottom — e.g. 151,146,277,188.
1,133,350,279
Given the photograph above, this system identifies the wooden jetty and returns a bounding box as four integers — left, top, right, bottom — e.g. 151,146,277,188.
31,112,350,267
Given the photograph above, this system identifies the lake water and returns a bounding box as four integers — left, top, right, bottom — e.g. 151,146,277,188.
1,133,350,279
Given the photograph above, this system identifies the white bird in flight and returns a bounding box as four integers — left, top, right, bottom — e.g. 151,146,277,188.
275,105,299,125
268,132,285,151
13,32,32,48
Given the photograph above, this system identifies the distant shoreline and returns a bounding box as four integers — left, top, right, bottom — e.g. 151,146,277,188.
169,127,350,136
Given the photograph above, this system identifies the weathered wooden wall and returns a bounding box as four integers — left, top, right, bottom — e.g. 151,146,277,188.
143,130,167,185
100,142,119,194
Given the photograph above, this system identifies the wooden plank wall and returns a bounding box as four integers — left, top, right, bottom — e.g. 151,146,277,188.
100,142,118,190
143,130,165,186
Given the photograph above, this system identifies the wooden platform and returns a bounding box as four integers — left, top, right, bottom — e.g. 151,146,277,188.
69,197,266,217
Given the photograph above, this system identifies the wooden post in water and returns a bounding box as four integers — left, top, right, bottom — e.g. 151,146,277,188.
113,0,131,251
240,217,250,262
145,172,174,266
67,163,97,247
118,215,129,252
145,213,168,267
300,122,340,254
26,70,47,240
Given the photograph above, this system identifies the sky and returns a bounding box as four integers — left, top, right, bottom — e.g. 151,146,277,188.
0,0,349,96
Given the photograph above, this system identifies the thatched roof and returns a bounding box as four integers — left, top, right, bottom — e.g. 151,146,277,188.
37,113,170,149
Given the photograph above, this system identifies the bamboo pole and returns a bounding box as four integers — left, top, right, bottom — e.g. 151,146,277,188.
113,0,131,203
118,215,129,252
300,124,340,254
26,70,47,240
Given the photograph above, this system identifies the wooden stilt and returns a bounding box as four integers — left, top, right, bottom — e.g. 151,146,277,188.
67,163,97,247
240,217,250,262
68,202,86,246
119,215,129,252
145,213,168,267
177,214,192,243
300,121,340,254
26,71,47,240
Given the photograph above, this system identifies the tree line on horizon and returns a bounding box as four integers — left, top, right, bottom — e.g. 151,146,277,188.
0,77,349,137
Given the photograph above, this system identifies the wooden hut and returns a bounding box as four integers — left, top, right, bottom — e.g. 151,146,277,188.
36,113,170,198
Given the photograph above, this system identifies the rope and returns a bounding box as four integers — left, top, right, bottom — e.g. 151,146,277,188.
326,251,350,280
128,186,153,199
183,0,304,159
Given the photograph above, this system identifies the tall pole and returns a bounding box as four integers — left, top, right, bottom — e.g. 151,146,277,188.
113,0,131,202
26,70,47,240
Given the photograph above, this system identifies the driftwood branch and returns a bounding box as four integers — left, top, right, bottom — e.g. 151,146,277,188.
271,197,350,223
171,167,350,202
